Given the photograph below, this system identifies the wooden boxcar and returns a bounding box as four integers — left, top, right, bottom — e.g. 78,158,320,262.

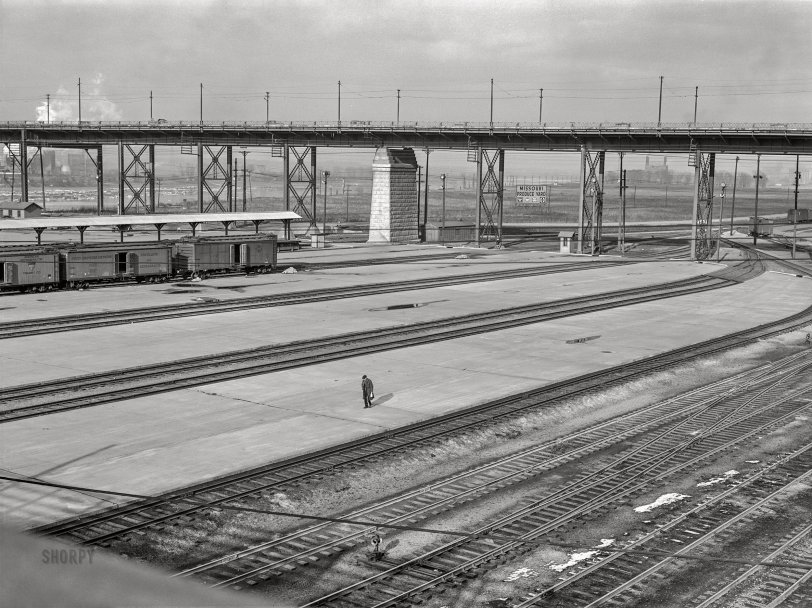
173,234,277,277
748,216,774,237
0,249,60,291
63,243,173,285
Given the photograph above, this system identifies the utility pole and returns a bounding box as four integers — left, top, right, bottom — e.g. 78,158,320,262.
150,90,153,121
417,165,422,240
265,91,269,123
396,89,400,124
200,83,203,125
441,173,446,243
46,94,50,123
753,154,763,246
489,78,494,128
717,182,726,262
730,156,739,234
345,184,349,223
78,77,82,122
793,155,800,259
693,86,698,125
337,81,341,125
424,149,430,242
322,170,330,234
242,149,248,212
618,153,626,254
657,75,663,126
538,88,543,123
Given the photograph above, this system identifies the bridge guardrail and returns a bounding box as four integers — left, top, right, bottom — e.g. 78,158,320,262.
2,120,811,132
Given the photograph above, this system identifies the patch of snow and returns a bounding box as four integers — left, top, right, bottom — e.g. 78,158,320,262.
191,276,202,282
745,460,760,464
594,538,615,549
282,267,297,274
688,430,701,435
503,567,539,581
549,550,597,572
455,254,470,259
697,470,739,487
633,493,690,513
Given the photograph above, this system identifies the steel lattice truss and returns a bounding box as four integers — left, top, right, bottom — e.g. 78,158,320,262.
200,145,231,213
477,149,504,243
579,150,605,255
119,144,154,214
285,146,317,232
692,152,715,260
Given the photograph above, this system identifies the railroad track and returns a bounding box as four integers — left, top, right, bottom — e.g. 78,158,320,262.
510,448,812,608
688,523,812,608
28,303,812,547
169,353,810,590
0,273,736,421
298,376,812,607
0,260,625,338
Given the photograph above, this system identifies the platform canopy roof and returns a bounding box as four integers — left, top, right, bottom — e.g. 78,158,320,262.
0,212,301,230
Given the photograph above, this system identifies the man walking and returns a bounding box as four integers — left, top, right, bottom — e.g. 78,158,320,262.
362,374,374,408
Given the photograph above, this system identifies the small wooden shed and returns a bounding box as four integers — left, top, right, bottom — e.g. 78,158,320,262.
558,230,576,253
1,201,44,219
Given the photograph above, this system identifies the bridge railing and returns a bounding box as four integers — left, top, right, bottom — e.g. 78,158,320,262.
2,120,811,132
0,120,812,131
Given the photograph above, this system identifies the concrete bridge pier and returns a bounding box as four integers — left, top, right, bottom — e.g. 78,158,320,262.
368,147,419,244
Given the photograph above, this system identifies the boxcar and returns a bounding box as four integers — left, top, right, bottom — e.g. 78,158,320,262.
787,208,810,223
0,249,60,291
173,234,277,277
748,216,774,237
63,243,173,286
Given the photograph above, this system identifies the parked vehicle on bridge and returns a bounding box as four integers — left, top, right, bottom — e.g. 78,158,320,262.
0,233,278,292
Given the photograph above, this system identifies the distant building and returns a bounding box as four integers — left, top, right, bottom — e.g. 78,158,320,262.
1,201,44,218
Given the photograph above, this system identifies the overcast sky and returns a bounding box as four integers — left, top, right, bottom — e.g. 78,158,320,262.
1,0,810,177
1,0,811,125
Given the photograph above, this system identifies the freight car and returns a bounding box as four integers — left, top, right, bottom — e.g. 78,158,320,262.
748,216,774,238
1,247,61,291
786,208,810,223
0,234,278,292
173,234,277,278
63,242,174,288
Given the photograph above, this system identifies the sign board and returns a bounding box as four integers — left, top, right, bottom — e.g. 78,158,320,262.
516,184,549,206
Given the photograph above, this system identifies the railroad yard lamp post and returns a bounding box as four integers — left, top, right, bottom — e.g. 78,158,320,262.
322,170,330,234
717,182,726,262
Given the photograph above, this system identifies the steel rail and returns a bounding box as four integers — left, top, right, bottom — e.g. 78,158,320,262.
689,523,812,608
511,446,812,608
300,390,812,607
0,261,623,339
0,274,733,420
30,306,812,547
181,357,810,589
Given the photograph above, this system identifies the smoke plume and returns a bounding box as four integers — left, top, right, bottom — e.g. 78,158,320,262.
35,74,123,122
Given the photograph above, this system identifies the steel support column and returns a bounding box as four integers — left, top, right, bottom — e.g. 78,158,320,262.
475,148,504,246
577,148,605,255
117,144,155,214
20,130,29,203
198,145,232,213
284,145,318,234
83,146,104,214
690,151,715,261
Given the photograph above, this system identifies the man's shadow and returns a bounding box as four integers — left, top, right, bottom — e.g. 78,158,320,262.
370,393,394,407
